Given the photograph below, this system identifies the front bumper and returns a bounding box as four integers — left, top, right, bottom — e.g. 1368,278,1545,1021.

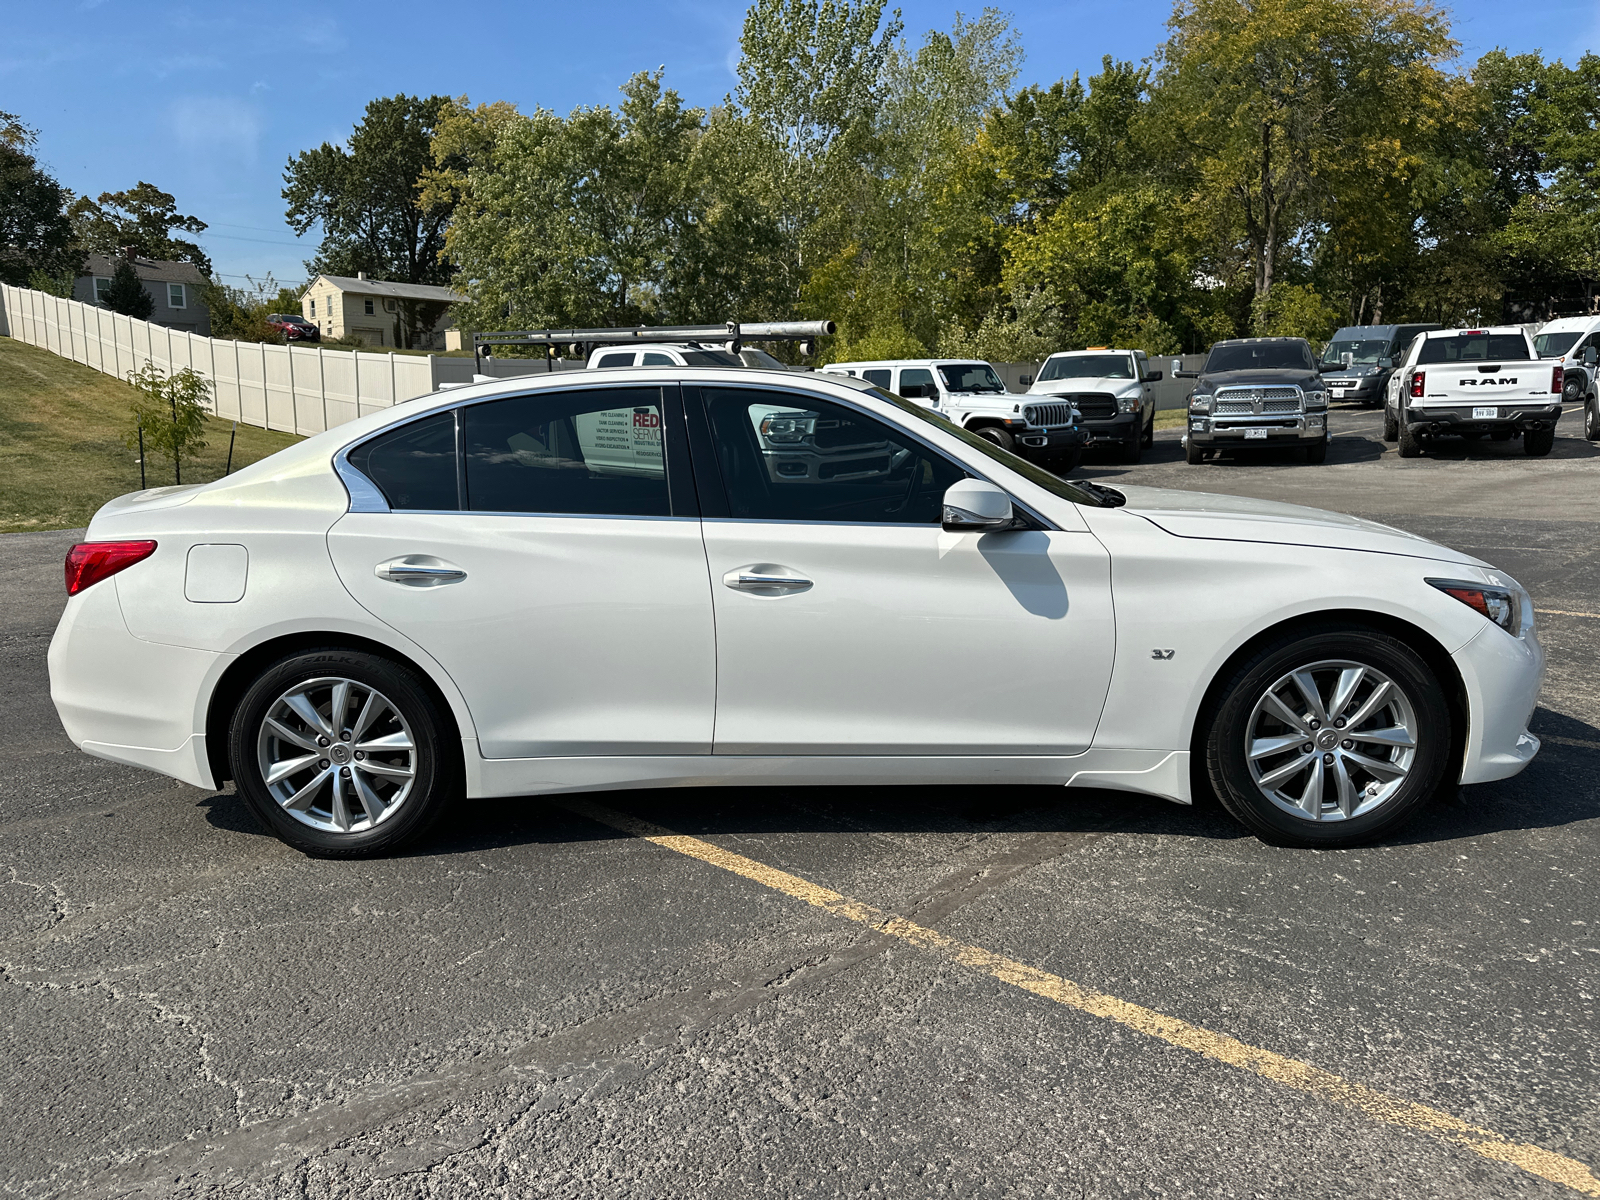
1403,403,1562,435
1186,413,1326,445
1453,619,1544,785
1016,425,1087,455
1079,413,1141,445
1323,376,1384,402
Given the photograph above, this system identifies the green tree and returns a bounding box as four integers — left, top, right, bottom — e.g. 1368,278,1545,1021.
101,259,154,319
284,94,456,297
69,182,210,274
0,111,79,287
1150,0,1456,319
124,363,211,485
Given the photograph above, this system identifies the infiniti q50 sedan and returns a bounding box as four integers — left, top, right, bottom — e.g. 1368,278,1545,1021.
48,368,1543,857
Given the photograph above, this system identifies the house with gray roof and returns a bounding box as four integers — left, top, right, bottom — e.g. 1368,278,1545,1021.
75,253,211,335
301,272,463,350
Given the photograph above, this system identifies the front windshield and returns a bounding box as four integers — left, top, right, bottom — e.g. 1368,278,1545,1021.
1534,331,1581,358
1039,354,1135,381
1320,339,1388,366
1205,341,1315,372
1416,333,1530,364
868,387,1104,507
938,363,1006,393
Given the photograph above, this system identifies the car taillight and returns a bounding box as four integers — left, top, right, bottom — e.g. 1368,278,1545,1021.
1553,366,1564,394
65,540,156,596
1409,371,1424,398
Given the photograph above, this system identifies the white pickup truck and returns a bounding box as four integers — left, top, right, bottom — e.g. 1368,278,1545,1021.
1382,326,1564,458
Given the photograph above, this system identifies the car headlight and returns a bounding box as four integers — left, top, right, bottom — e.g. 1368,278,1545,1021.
1189,394,1212,413
1022,405,1039,425
759,414,815,444
1117,393,1140,413
1303,390,1327,410
1427,578,1519,636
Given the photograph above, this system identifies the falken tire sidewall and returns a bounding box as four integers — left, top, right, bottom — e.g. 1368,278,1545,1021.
228,648,457,858
1204,627,1453,849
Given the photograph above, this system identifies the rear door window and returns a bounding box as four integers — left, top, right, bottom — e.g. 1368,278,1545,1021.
463,388,673,516
641,351,675,365
593,351,635,368
861,368,892,388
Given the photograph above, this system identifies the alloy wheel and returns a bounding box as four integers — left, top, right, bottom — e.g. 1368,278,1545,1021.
255,676,416,834
1244,659,1418,822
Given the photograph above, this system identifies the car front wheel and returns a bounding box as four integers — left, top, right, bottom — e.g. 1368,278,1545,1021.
976,426,1016,453
1588,396,1600,441
228,648,458,858
1202,626,1453,848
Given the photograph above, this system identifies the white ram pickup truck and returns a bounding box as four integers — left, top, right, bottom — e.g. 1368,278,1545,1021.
1382,326,1564,458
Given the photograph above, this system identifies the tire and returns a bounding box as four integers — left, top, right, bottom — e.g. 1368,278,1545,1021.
1382,409,1398,442
1397,418,1423,458
1142,411,1154,448
1524,426,1555,456
1119,425,1143,463
1303,439,1327,464
976,425,1016,453
1201,625,1453,848
1185,438,1206,465
1586,397,1600,441
1049,447,1083,475
228,647,459,858
1564,375,1584,404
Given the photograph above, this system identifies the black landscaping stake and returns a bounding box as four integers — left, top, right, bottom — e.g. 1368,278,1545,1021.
171,394,180,485
137,423,146,490
224,421,237,476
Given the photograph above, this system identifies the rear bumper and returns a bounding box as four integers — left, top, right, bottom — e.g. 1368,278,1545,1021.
1404,403,1562,433
48,580,225,790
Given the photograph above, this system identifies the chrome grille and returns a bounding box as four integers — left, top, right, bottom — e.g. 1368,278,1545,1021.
1263,399,1300,414
1212,385,1303,416
1025,401,1078,427
1214,400,1253,415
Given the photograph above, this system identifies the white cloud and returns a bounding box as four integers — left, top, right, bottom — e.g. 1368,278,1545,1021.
169,96,263,164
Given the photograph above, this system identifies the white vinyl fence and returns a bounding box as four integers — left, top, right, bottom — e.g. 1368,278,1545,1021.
0,283,443,437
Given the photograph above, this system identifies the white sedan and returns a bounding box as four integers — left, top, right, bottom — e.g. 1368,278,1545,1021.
48,368,1543,856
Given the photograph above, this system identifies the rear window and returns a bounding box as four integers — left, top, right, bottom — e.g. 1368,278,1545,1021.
1416,334,1531,364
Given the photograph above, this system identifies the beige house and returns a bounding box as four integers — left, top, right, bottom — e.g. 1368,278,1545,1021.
301,272,462,350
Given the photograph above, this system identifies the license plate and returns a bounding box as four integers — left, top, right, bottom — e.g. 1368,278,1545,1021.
1472,406,1498,419
1332,388,1347,398
1244,428,1268,439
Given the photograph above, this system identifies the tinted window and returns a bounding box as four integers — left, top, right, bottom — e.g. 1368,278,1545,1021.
1205,342,1315,372
464,388,671,516
680,349,742,366
1416,334,1531,364
900,368,934,392
938,363,1006,393
1534,331,1580,357
593,352,635,368
641,351,675,365
699,387,966,524
347,411,459,511
1039,354,1135,381
862,368,892,388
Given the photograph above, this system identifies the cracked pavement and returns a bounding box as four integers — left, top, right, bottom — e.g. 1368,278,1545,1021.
2,406,1597,1198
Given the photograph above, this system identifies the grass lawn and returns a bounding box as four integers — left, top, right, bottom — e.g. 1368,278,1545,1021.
1154,408,1188,430
0,337,303,533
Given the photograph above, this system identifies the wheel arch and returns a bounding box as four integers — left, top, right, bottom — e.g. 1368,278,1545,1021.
1186,609,1469,799
205,631,466,787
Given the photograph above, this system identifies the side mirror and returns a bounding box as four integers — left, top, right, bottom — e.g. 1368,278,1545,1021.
1174,369,1199,379
1145,369,1163,381
1170,358,1182,374
1585,347,1597,367
1379,356,1393,369
1019,374,1033,386
942,479,1017,533
1341,351,1353,368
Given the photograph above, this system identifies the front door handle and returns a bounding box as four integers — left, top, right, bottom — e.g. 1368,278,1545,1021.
722,564,813,595
375,556,467,587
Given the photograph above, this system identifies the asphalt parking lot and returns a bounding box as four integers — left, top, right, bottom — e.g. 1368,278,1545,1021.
3,402,1597,1199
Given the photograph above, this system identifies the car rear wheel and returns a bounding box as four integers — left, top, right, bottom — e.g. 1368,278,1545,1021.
1202,627,1452,848
1397,419,1423,458
976,426,1016,453
1524,427,1555,456
228,648,458,858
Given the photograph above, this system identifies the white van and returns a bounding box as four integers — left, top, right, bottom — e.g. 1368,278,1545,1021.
822,358,1085,469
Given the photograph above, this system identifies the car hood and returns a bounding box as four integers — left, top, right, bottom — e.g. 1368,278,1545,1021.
1029,377,1139,395
1111,485,1485,565
1195,368,1321,390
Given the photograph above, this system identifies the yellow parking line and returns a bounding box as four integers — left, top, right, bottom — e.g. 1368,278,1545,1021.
564,798,1600,1197
1538,609,1600,620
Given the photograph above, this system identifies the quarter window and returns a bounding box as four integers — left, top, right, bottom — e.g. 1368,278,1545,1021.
346,411,460,511
463,388,671,517
697,387,966,524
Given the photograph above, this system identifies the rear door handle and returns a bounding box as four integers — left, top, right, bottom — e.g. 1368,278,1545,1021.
722,564,813,595
375,556,467,587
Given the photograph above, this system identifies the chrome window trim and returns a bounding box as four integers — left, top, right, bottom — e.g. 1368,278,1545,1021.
333,446,391,513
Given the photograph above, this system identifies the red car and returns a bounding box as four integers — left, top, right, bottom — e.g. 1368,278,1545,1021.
266,313,321,343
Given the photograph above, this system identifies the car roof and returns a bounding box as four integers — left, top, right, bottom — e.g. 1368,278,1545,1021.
1043,348,1139,358
1535,316,1600,333
1420,326,1527,337
1210,336,1309,346
823,359,988,370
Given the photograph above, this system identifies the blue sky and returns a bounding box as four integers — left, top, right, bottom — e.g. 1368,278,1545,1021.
4,0,1597,289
